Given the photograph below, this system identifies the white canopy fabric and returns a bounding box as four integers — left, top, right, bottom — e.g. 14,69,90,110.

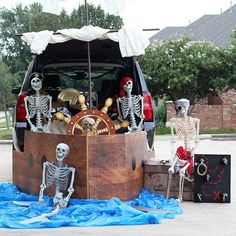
21,25,150,57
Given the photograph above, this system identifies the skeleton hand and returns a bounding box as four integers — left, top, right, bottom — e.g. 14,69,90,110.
179,169,185,177
117,115,124,122
68,187,74,194
168,167,175,174
38,196,45,205
58,198,68,209
31,125,38,132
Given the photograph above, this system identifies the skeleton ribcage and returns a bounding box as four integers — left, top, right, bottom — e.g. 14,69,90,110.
46,163,71,190
132,96,141,117
27,95,50,117
120,95,141,119
27,96,36,117
120,97,130,118
174,117,197,140
40,96,50,117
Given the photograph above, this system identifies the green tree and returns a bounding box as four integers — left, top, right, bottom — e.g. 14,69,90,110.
228,30,236,88
137,36,232,105
0,3,123,79
0,61,15,129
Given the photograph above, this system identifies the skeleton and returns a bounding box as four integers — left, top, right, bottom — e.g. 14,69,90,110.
24,73,52,132
166,98,200,202
21,143,76,224
116,77,144,132
39,143,76,211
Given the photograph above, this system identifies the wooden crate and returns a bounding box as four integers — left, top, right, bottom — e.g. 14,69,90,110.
144,162,194,201
13,131,154,201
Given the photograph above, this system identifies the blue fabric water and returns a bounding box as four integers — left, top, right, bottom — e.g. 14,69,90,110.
0,183,182,229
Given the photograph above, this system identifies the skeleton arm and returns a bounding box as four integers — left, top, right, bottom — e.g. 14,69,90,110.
140,96,144,118
191,118,200,156
24,96,37,131
38,162,48,203
45,95,52,132
170,118,176,156
137,95,144,129
195,118,200,144
64,167,76,202
116,98,123,121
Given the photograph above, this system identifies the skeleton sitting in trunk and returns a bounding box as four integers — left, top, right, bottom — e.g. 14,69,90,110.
24,73,52,132
116,76,144,133
39,143,75,211
167,98,200,202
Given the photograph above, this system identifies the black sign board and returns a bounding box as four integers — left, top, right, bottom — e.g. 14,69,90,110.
194,154,231,203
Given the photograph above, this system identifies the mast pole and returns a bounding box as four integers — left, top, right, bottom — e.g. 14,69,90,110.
84,0,92,108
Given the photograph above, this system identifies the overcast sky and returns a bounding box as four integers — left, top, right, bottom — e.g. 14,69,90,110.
0,0,235,35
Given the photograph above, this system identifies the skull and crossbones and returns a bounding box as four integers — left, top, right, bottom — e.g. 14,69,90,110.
81,117,96,133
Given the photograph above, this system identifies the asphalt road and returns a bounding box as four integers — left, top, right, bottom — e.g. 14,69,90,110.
0,137,235,236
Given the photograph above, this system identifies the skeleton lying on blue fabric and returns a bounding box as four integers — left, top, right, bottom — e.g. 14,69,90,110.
0,183,182,229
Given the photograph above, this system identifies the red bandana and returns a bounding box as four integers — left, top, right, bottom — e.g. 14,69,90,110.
119,76,133,97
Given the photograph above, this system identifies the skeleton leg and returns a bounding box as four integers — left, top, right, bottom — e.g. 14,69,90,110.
166,155,178,199
178,163,190,202
166,172,172,199
178,174,184,202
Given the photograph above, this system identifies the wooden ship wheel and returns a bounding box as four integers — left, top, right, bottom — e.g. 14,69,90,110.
55,94,129,136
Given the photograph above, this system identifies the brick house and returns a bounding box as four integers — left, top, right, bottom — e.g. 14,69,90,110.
150,4,236,131
166,90,236,131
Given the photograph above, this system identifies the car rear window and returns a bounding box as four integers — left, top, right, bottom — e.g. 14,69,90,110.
42,63,124,94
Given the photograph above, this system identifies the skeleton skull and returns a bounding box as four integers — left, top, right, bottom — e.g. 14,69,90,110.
56,143,70,162
31,73,42,91
124,80,133,94
175,98,190,117
81,117,95,132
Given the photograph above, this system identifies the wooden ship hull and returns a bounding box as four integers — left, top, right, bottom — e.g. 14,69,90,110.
13,130,154,201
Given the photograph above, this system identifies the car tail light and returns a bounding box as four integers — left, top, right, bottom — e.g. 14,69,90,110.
143,92,154,122
16,92,28,121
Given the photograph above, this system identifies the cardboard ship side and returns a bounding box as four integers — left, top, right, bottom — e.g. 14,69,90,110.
13,131,154,201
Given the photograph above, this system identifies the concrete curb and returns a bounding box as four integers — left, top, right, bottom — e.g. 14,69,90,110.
1,133,235,144
0,140,12,145
155,134,212,141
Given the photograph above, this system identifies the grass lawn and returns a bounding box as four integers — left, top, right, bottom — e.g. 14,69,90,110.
0,128,12,140
155,126,235,135
0,122,12,129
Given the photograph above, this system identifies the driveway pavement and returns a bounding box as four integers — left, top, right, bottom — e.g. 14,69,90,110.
0,136,235,236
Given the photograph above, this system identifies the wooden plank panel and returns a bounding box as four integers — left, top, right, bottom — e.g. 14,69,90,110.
13,131,150,201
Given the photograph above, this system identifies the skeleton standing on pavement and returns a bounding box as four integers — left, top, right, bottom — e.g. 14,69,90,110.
116,76,144,132
39,143,76,212
24,73,52,132
166,98,200,202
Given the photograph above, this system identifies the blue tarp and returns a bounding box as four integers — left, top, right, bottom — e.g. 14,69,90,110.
0,183,182,229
